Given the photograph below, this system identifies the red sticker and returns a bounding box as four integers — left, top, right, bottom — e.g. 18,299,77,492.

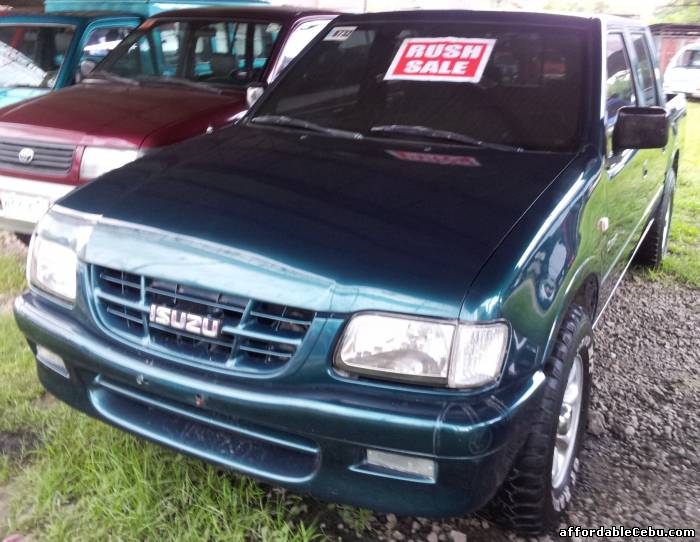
387,150,481,167
384,37,496,83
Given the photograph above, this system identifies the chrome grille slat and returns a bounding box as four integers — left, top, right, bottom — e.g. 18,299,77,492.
91,265,315,372
0,139,75,173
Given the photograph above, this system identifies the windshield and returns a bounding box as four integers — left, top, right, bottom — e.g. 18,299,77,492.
252,22,588,151
0,24,75,88
97,19,282,88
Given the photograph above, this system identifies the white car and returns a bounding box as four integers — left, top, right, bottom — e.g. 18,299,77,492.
664,42,700,98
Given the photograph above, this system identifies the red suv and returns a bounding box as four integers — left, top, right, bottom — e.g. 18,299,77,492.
0,6,336,237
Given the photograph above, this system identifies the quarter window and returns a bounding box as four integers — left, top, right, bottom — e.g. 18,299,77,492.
272,19,331,80
81,26,133,64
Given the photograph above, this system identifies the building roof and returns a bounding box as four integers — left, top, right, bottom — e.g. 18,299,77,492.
651,23,700,37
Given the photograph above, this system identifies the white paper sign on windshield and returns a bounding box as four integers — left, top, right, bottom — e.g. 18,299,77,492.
385,37,496,83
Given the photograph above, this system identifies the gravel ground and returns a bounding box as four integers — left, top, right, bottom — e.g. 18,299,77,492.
2,231,698,541
350,276,700,542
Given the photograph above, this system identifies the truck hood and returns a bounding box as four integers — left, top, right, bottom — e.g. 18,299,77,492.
66,125,576,318
0,87,49,109
0,82,247,149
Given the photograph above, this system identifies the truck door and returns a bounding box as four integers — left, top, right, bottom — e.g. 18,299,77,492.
628,30,667,216
602,31,646,286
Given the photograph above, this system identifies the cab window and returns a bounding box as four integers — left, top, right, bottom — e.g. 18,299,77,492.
101,19,282,86
631,33,657,106
691,50,700,68
0,24,75,88
80,26,133,64
606,33,636,125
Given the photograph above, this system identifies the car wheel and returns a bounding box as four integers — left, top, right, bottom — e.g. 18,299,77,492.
635,169,676,269
15,233,31,246
488,304,592,535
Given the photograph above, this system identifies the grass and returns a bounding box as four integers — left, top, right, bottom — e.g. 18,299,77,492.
0,104,698,542
0,310,322,540
0,253,25,300
655,101,700,287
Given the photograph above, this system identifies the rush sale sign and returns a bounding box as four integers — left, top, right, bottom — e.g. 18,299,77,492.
384,37,496,83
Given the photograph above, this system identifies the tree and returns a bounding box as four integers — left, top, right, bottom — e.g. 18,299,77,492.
654,0,700,23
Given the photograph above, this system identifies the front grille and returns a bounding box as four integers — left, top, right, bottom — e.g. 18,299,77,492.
91,265,316,373
0,140,75,173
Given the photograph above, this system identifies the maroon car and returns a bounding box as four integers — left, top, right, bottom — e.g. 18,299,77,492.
0,6,337,236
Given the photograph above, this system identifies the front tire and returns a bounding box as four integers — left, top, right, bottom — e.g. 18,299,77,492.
489,305,592,535
636,169,676,269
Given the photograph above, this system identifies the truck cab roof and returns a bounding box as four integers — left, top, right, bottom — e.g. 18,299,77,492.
332,9,645,31
150,6,338,21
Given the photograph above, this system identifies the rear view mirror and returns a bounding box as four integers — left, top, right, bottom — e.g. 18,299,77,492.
247,83,266,108
79,60,97,78
613,106,668,151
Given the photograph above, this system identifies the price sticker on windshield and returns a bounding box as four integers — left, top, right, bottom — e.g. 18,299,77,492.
324,26,357,42
384,37,496,83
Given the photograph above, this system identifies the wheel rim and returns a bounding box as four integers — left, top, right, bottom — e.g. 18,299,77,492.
551,353,584,490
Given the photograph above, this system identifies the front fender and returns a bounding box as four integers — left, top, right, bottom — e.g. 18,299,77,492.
461,147,605,381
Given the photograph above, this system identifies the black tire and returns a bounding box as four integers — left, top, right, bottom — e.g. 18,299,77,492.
636,169,676,269
488,305,592,535
15,233,31,246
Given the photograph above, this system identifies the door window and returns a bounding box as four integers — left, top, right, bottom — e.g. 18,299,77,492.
0,24,74,88
631,33,657,106
606,33,636,125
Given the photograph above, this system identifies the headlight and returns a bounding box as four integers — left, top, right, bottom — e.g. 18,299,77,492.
335,313,509,388
79,147,139,181
28,206,99,303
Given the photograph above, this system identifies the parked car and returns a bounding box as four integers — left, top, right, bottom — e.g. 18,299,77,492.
0,0,269,110
664,41,700,98
14,10,686,535
0,6,337,238
0,11,142,109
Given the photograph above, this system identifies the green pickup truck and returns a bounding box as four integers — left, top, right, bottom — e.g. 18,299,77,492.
14,9,686,535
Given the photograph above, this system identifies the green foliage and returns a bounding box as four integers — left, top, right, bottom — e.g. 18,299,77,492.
654,0,700,24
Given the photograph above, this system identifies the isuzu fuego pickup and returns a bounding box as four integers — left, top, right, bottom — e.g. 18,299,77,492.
0,6,336,238
14,10,686,534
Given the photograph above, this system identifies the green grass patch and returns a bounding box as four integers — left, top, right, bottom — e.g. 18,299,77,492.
0,317,46,434
0,253,25,298
0,323,321,541
10,417,320,541
659,101,700,287
0,313,323,541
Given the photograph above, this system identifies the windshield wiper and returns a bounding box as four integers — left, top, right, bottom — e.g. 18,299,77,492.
251,115,364,140
87,71,140,86
370,124,523,152
140,76,223,95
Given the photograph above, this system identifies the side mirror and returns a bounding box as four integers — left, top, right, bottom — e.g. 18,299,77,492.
613,106,668,152
79,59,97,78
246,83,266,108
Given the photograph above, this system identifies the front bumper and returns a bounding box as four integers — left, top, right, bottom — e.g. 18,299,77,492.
14,292,545,517
0,175,74,234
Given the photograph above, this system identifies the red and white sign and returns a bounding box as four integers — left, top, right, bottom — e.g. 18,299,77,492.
384,37,496,83
387,150,481,167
